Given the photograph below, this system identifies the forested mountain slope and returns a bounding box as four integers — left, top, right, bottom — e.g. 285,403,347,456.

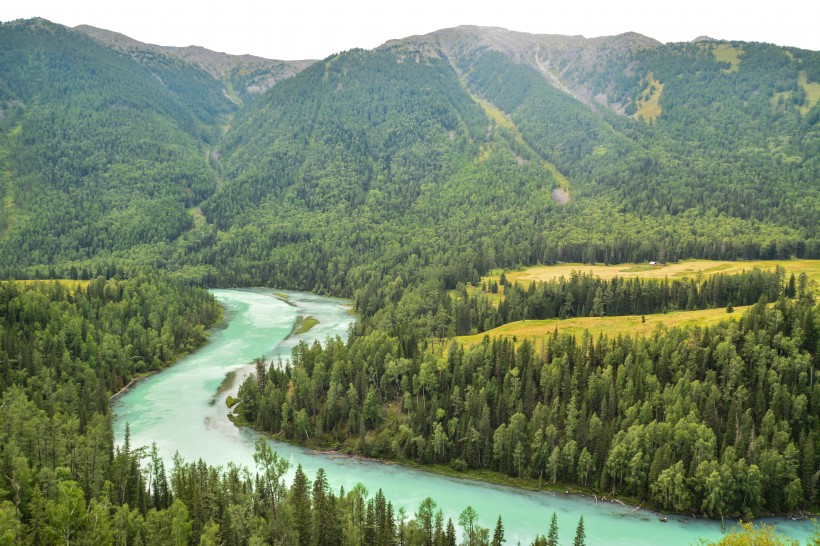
1,20,819,318
385,27,820,257
74,24,315,102
0,19,235,264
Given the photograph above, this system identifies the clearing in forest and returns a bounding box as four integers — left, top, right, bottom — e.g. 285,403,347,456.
10,279,92,294
635,73,663,122
712,44,743,73
456,305,750,348
799,71,820,114
496,259,820,285
461,259,820,309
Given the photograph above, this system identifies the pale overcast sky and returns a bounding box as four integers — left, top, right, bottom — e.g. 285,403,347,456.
3,0,818,60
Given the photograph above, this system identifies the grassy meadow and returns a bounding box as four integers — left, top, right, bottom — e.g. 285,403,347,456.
635,73,664,122
494,259,820,285
11,279,91,291
457,305,750,348
454,258,819,345
711,44,743,73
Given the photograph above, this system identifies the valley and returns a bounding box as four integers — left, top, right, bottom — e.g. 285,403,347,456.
0,16,818,546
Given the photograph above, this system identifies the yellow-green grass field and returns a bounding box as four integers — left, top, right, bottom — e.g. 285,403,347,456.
456,258,819,328
496,259,820,285
635,73,664,122
457,305,751,348
799,71,820,115
9,279,91,295
462,259,820,310
711,44,743,73
11,279,91,288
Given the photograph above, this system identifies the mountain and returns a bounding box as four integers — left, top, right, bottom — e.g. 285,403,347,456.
74,24,315,101
1,20,819,291
383,25,662,110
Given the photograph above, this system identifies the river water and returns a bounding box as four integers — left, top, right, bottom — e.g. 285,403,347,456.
112,289,815,545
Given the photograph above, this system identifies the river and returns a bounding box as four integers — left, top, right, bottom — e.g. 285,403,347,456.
112,289,815,545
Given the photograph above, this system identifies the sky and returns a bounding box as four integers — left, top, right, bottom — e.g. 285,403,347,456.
3,0,819,60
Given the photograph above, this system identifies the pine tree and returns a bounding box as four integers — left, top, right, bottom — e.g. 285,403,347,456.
382,500,396,546
434,509,445,545
491,515,505,546
446,518,457,546
786,274,797,298
312,468,337,546
573,516,586,546
365,500,377,545
546,512,558,546
291,464,312,546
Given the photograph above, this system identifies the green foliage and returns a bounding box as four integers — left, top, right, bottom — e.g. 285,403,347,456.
696,521,803,546
0,275,221,526
239,297,820,517
0,20,233,266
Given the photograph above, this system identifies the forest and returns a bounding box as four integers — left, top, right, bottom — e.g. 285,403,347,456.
235,292,819,519
0,278,588,545
1,16,819,545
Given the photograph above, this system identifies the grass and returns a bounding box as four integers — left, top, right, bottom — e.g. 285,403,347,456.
771,90,793,107
712,44,743,73
799,71,820,115
457,305,750,348
635,73,663,123
9,279,92,296
12,279,91,289
188,207,206,228
296,316,320,334
453,258,820,343
493,259,820,286
772,72,820,115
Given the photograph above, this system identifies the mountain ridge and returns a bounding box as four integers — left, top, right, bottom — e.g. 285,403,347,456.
0,17,818,279
73,23,316,99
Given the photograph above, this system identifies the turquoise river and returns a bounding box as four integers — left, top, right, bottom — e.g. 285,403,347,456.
112,289,815,545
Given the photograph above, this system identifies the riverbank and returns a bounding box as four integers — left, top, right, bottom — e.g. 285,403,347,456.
110,371,159,401
233,425,818,523
109,302,224,401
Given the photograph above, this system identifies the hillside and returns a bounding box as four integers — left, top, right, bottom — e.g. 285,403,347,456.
0,18,819,543
0,19,819,318
0,18,234,265
74,24,315,101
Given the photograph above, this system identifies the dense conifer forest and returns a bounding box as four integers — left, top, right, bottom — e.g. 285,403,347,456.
236,292,819,519
0,16,819,545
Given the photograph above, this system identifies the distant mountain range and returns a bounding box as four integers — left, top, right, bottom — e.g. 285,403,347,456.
1,18,818,286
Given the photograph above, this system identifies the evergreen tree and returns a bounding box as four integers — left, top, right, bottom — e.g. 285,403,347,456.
546,512,558,546
573,516,586,546
291,464,312,546
492,515,505,546
446,518,457,546
312,468,336,546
